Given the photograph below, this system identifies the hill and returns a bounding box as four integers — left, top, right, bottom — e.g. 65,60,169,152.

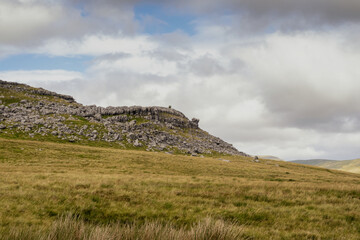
291,159,360,174
1,138,360,239
257,155,283,161
0,80,246,156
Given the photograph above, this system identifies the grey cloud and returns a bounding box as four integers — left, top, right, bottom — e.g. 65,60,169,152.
149,49,187,62
137,15,168,33
2,0,360,50
251,76,360,132
182,55,226,77
152,31,193,50
91,53,132,64
69,0,360,30
178,55,245,77
66,0,138,35
228,0,360,24
0,0,137,47
154,0,360,30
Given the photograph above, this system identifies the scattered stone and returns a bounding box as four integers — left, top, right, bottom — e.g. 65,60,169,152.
68,115,76,121
133,139,142,147
191,118,200,128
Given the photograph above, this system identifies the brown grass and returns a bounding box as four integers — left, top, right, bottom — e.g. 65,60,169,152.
1,138,360,239
1,215,244,240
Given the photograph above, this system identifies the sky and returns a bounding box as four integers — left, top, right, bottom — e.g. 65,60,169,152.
1,0,360,160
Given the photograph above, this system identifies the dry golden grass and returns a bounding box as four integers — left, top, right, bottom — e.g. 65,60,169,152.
1,138,360,239
2,214,244,240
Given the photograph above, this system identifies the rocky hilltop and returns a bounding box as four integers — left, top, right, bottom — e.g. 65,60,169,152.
0,80,247,156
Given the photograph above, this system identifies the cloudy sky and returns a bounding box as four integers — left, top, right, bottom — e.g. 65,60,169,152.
1,0,360,160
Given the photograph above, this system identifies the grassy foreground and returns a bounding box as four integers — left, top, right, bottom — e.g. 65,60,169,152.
1,215,243,240
1,138,360,239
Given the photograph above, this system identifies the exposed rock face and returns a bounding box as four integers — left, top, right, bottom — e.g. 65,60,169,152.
0,80,247,156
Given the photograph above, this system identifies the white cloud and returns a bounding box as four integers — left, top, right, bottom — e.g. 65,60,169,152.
0,70,83,83
0,0,61,44
89,55,178,77
36,34,158,56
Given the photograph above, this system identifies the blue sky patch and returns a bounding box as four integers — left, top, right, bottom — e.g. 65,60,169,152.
0,54,91,72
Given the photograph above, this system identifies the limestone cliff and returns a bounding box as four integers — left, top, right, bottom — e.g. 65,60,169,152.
0,80,247,156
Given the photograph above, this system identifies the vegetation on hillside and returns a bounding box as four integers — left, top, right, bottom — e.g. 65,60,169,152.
1,138,360,239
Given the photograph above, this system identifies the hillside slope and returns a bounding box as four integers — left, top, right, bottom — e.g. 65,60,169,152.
1,138,360,239
0,80,246,156
257,155,283,161
291,159,360,174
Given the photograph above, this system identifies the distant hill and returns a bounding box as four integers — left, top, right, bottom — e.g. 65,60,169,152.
258,155,283,161
291,159,360,174
291,159,338,166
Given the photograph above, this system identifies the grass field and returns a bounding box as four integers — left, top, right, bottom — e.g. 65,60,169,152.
1,138,360,239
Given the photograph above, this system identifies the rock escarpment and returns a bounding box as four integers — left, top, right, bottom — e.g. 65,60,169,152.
0,80,247,156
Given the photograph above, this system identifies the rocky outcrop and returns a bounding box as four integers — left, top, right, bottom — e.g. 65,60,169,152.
0,80,247,156
0,80,75,102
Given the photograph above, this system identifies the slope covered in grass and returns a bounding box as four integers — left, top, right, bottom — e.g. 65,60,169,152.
1,138,360,239
292,159,360,174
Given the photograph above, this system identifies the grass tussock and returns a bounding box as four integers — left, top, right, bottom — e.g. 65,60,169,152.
0,215,243,240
